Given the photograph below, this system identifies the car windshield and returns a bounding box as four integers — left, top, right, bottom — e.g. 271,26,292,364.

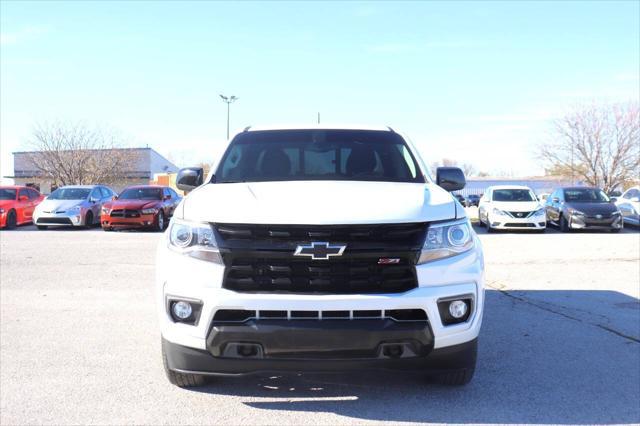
118,188,162,200
564,188,610,203
48,188,91,200
0,189,16,200
215,129,424,183
492,189,536,202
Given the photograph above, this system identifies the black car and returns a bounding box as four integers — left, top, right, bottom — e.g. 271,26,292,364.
466,194,481,207
545,187,623,232
454,193,467,207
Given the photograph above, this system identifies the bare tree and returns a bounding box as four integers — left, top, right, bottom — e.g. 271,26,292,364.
24,122,141,186
539,102,640,192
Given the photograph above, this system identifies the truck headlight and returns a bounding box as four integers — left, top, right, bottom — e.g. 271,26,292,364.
418,219,474,264
168,218,222,264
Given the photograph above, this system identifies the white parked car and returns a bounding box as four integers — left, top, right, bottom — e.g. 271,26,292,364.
615,186,640,227
157,125,485,388
33,185,116,229
478,185,546,232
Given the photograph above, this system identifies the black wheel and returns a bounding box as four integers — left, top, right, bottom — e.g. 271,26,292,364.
162,340,206,388
610,228,621,233
434,368,475,386
37,225,48,230
478,211,486,227
5,210,17,229
84,211,93,229
485,217,494,233
103,226,113,232
154,210,165,232
559,214,570,232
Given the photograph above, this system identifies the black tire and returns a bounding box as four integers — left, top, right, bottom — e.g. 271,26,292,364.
103,226,113,232
610,228,621,233
5,210,17,229
155,210,165,232
478,211,486,227
434,368,475,386
485,219,494,233
162,341,206,388
559,214,570,232
37,225,48,230
84,211,94,229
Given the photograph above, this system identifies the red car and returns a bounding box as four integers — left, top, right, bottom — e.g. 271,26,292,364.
0,186,45,229
100,185,181,231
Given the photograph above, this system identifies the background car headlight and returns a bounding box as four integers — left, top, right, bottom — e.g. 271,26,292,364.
492,208,507,216
612,210,621,216
0,208,4,214
168,219,222,264
141,208,158,214
69,205,81,212
533,208,545,216
418,219,475,264
101,207,111,215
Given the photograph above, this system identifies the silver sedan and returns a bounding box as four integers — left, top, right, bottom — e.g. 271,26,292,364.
33,185,116,229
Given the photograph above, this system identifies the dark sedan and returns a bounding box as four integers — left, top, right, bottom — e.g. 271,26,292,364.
545,187,623,232
466,194,481,207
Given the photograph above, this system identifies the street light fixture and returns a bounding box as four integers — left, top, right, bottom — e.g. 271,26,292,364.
219,94,238,140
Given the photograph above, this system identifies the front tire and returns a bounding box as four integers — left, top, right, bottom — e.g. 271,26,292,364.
154,210,165,232
5,210,17,229
84,211,94,229
434,368,475,386
560,214,570,232
162,340,206,388
37,225,48,230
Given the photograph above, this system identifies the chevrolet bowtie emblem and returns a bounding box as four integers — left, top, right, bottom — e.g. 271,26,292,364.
294,242,346,260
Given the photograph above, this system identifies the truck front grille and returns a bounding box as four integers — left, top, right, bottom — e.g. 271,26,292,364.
223,256,418,294
212,308,428,322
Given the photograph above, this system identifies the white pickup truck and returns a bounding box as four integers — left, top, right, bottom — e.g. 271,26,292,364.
156,125,485,387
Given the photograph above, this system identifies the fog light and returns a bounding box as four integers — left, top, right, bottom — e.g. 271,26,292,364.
172,301,192,319
449,300,468,319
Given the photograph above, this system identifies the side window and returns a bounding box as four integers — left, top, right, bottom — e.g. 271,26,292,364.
163,188,171,198
624,189,638,199
99,187,109,198
18,190,28,200
28,189,39,200
169,188,180,199
90,188,101,200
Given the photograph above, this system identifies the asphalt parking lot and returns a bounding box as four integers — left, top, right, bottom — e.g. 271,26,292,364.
1,222,639,425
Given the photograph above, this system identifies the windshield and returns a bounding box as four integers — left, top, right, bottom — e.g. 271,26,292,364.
48,188,91,200
118,188,162,200
492,189,536,202
564,188,610,203
215,129,424,183
0,189,16,200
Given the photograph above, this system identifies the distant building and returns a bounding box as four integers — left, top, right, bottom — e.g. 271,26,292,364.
454,177,577,197
8,147,179,193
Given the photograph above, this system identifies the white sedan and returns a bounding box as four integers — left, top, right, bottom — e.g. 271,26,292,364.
478,185,546,232
615,186,640,227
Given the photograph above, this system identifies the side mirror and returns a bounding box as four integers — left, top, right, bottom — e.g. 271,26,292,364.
176,167,205,193
90,197,98,203
19,195,29,201
610,197,618,203
112,195,118,200
552,197,559,203
164,195,172,200
436,167,465,192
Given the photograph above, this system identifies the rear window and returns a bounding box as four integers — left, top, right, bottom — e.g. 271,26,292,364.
215,129,424,183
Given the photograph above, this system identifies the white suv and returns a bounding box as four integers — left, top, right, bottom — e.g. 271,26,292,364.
156,125,485,387
478,185,546,232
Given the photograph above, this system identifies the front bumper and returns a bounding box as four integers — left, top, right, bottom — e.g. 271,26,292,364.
489,213,546,230
34,210,84,227
163,336,477,376
101,213,156,228
157,234,485,357
569,214,623,230
0,212,7,228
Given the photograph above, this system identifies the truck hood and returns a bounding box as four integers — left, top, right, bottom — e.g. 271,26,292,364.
181,181,458,225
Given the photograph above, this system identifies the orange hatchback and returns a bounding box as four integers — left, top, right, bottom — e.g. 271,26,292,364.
0,186,45,229
100,185,181,231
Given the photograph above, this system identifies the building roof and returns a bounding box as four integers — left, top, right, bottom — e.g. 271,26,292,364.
11,146,159,155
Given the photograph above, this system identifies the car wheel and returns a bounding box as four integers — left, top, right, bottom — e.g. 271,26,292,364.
162,340,206,388
486,218,494,233
560,214,570,232
433,368,475,386
103,226,113,232
610,228,621,233
36,225,48,230
5,210,17,229
84,211,94,229
477,210,485,227
155,210,165,232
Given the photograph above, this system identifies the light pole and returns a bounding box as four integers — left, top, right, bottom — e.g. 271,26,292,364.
219,94,238,140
